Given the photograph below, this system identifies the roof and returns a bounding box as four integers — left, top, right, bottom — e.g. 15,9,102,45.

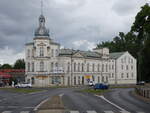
110,52,126,59
59,49,102,58
25,42,34,46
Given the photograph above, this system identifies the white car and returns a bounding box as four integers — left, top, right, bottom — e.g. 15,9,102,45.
15,83,32,88
89,81,95,86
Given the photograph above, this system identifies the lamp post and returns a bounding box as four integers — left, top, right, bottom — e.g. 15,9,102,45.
70,49,73,86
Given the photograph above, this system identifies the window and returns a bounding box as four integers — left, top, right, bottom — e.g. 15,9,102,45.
67,62,70,72
102,64,104,72
28,62,30,72
51,62,53,72
27,49,30,58
32,49,34,57
131,59,133,63
132,73,134,78
51,49,54,57
55,49,58,56
74,63,76,72
74,76,76,85
106,64,108,72
122,65,124,70
55,62,58,69
87,63,89,72
98,76,100,83
78,76,80,85
78,63,80,72
112,73,114,78
112,65,114,70
127,73,129,78
126,65,128,70
98,64,100,72
92,64,95,72
32,62,34,72
40,47,44,57
131,65,133,70
121,73,124,78
40,61,44,71
82,63,84,72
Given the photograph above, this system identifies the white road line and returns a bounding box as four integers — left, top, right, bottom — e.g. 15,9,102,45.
34,97,50,111
95,95,127,111
2,111,12,113
20,111,30,113
104,111,114,113
87,110,97,113
59,93,64,97
70,111,80,113
120,111,130,113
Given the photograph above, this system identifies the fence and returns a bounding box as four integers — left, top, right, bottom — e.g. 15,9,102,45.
135,87,150,99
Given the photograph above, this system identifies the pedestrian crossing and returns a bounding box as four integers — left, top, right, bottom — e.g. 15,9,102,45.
0,110,146,113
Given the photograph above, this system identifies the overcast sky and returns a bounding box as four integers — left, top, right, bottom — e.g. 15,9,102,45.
0,0,147,64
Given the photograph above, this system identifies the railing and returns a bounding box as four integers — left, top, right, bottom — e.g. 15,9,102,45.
135,87,150,99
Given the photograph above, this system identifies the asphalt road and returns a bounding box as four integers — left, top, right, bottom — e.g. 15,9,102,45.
0,87,150,113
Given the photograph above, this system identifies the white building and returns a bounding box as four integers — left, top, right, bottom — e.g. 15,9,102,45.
25,14,137,87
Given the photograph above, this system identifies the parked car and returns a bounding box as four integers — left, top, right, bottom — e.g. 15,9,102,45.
88,81,95,86
136,81,145,85
0,82,4,87
15,83,32,88
94,83,109,90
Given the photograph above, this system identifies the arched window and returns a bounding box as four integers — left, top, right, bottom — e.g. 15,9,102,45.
82,63,84,72
74,63,76,72
40,61,44,72
32,62,34,72
78,63,80,72
87,63,89,72
40,47,44,57
28,62,30,72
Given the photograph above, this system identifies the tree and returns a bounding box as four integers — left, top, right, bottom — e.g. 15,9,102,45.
13,59,25,69
0,64,12,69
96,3,150,82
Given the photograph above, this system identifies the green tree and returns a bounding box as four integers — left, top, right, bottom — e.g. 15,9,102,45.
0,64,12,69
13,59,25,69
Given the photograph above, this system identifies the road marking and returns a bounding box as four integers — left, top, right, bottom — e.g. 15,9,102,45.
104,111,114,113
70,111,80,113
95,95,127,111
2,111,12,113
34,97,50,111
59,93,64,97
87,110,97,113
120,111,130,113
20,111,30,113
137,112,145,113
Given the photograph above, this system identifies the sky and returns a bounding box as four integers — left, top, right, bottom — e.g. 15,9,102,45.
0,0,148,64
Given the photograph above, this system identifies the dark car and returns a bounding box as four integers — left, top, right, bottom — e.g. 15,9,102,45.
94,83,109,90
136,81,145,85
0,82,4,87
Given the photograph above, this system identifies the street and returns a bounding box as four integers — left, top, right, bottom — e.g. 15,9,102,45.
0,87,150,113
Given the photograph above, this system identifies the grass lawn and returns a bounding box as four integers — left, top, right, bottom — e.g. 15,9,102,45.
0,88,45,93
79,88,109,95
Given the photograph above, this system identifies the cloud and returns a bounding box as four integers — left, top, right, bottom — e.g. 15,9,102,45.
73,40,96,51
0,0,147,64
0,47,24,65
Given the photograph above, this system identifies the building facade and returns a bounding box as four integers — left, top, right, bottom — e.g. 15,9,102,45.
25,14,137,87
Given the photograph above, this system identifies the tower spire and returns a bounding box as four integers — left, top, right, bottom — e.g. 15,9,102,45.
41,0,43,15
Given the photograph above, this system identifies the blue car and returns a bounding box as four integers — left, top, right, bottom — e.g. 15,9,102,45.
94,83,109,90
